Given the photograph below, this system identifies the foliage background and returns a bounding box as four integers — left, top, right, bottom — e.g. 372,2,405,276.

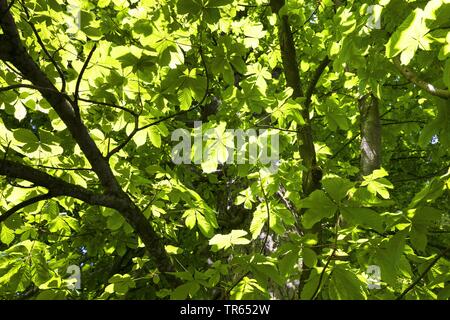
0,0,449,300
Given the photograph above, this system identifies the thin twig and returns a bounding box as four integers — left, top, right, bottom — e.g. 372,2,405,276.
311,215,340,300
78,97,139,118
21,1,67,92
330,134,360,160
74,44,97,119
396,247,450,300
305,56,330,109
0,83,72,101
259,173,270,255
34,164,93,172
106,31,211,159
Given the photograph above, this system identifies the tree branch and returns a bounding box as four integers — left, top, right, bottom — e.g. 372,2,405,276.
0,193,52,223
396,247,450,300
330,133,360,160
74,44,97,119
0,159,120,207
259,173,270,255
0,0,14,19
21,1,67,93
311,217,339,300
78,97,139,118
270,0,320,196
106,112,139,159
0,0,173,272
392,56,450,99
0,1,118,194
305,56,330,109
0,83,71,98
106,40,211,159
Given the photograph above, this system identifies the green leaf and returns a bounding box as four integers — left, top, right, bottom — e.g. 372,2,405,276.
13,128,39,144
133,130,148,147
207,0,233,7
322,175,354,202
300,272,320,300
329,266,366,300
107,213,126,231
278,249,300,277
98,0,111,8
183,209,197,229
209,229,250,250
250,207,267,239
14,103,27,121
375,232,406,287
178,88,192,111
0,225,15,245
412,206,442,226
361,173,394,199
410,225,427,252
177,0,202,15
341,207,383,232
302,248,317,268
106,274,135,295
148,127,161,148
269,205,295,234
301,190,337,229
171,281,200,299
165,245,184,255
230,276,269,300
386,9,429,63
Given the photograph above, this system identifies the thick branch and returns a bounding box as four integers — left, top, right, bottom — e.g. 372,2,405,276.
0,0,118,194
270,0,303,98
392,56,450,99
0,159,123,208
0,159,172,271
0,0,172,272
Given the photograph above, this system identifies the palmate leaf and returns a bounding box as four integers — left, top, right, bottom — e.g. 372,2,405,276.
329,266,367,300
209,229,250,251
1,0,449,301
386,8,430,64
182,206,218,238
341,207,383,232
300,190,338,229
250,206,267,240
177,0,202,15
375,232,406,288
230,276,269,300
322,175,354,202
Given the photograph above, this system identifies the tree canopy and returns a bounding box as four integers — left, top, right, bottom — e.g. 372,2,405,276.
0,0,449,300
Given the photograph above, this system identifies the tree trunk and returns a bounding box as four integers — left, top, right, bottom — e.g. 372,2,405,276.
359,94,382,176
